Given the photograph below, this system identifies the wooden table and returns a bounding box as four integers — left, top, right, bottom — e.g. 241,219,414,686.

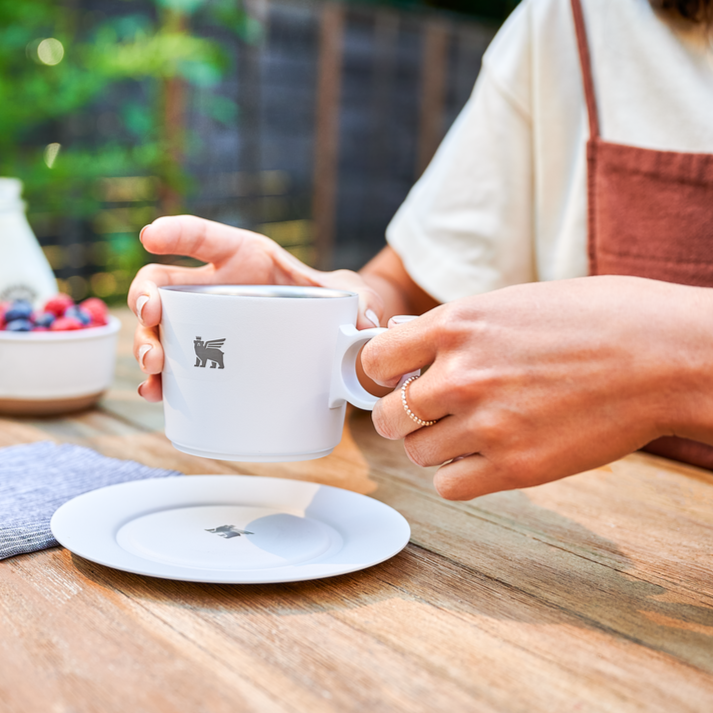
2,309,713,713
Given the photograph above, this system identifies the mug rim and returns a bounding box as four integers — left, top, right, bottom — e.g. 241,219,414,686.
159,285,356,300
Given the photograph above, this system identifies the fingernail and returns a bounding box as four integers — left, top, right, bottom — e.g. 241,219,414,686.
136,295,149,324
139,225,150,243
365,309,380,328
138,344,152,370
389,314,418,327
137,380,147,397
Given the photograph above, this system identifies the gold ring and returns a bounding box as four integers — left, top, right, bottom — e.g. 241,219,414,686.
401,375,437,427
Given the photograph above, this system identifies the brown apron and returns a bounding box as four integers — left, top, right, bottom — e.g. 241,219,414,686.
571,0,713,470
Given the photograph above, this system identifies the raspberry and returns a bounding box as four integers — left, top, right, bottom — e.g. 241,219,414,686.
80,297,109,326
50,316,84,331
44,293,75,317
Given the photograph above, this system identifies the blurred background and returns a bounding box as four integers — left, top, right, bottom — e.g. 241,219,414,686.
0,0,518,304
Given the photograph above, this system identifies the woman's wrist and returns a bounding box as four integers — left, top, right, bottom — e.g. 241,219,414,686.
660,283,713,444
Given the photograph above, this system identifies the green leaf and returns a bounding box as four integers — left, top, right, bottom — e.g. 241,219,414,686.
177,58,222,86
122,102,156,139
203,94,238,126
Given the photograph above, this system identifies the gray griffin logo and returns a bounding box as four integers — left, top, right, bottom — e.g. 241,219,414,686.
194,336,226,369
205,525,254,539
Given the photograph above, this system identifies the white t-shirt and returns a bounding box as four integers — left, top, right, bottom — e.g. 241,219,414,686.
386,0,713,303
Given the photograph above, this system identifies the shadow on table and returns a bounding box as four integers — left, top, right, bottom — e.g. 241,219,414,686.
71,532,713,677
347,408,713,673
70,408,713,676
70,548,423,624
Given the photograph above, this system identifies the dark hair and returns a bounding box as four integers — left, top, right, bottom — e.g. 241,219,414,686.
650,0,713,23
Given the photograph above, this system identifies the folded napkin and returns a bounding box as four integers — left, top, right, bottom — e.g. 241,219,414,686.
0,441,181,560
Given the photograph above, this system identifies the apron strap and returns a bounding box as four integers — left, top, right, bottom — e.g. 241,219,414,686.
570,0,601,139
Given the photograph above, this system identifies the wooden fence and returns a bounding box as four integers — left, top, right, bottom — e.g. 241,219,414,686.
35,0,496,300
188,0,495,270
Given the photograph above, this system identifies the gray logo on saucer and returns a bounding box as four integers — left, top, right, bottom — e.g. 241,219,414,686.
205,525,254,539
194,337,226,369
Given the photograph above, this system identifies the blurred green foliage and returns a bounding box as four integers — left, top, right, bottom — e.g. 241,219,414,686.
0,0,258,301
0,0,507,302
0,0,252,221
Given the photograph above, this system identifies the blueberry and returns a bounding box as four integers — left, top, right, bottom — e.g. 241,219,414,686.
4,300,33,322
5,319,34,332
34,312,56,328
64,305,92,325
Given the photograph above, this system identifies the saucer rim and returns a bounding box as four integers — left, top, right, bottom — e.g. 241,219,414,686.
50,475,411,584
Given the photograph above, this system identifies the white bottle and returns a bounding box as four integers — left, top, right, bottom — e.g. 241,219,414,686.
0,178,58,307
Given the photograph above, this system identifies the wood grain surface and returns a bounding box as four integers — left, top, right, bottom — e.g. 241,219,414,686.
1,309,712,712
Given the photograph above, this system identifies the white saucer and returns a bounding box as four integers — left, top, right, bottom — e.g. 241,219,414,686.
50,476,411,583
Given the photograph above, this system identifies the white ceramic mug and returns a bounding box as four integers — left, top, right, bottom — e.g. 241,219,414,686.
159,285,386,462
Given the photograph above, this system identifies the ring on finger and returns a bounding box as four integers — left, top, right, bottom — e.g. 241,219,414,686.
401,375,437,427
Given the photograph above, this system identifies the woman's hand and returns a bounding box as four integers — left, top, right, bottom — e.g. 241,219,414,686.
361,276,713,500
128,215,384,401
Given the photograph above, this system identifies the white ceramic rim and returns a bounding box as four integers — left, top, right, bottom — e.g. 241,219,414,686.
0,314,121,341
159,285,357,300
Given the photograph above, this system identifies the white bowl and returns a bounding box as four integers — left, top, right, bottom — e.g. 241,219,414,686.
0,315,121,416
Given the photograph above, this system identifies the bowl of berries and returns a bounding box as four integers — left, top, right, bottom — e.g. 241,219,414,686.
0,294,120,416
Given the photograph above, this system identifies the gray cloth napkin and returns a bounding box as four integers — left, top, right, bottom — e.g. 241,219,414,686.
0,441,181,560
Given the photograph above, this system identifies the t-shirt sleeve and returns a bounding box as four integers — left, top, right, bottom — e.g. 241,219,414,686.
386,1,535,303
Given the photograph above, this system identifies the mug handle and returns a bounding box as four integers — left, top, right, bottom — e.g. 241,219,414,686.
329,324,387,410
